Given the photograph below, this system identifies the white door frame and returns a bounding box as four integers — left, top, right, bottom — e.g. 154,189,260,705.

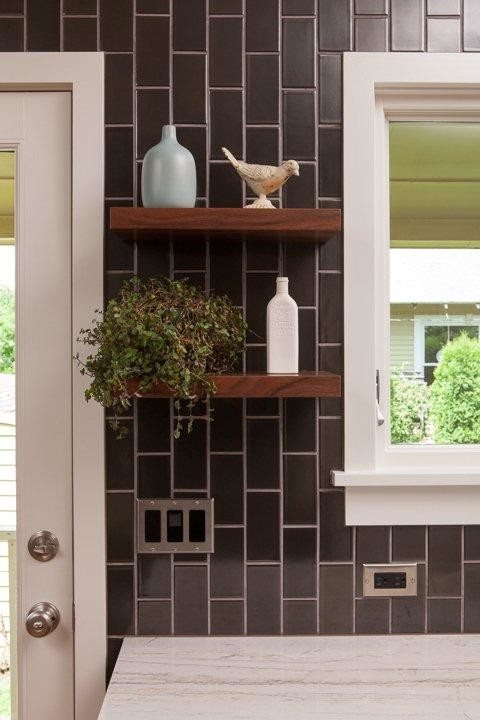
0,53,105,719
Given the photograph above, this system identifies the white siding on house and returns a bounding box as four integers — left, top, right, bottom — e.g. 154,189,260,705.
391,310,414,372
0,423,14,531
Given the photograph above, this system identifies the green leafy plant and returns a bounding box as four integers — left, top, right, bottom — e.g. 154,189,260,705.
430,333,480,444
0,285,14,374
76,277,247,437
390,369,430,444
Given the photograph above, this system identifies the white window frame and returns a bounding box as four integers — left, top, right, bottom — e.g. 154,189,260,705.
413,314,480,379
334,53,480,525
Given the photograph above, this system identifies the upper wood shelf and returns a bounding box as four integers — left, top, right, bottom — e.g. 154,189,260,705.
110,208,342,242
126,371,341,399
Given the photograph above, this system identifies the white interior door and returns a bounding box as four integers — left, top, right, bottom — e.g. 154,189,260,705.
0,91,73,720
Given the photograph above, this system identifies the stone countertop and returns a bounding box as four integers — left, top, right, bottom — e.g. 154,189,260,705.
98,635,480,719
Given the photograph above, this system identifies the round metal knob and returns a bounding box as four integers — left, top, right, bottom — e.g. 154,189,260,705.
25,602,60,638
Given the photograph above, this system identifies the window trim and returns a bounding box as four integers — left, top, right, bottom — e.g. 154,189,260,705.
334,53,480,524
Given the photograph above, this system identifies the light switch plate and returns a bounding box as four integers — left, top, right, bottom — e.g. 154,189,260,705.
363,563,417,597
137,498,214,554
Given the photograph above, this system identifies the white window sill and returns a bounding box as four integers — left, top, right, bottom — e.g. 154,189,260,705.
333,468,480,487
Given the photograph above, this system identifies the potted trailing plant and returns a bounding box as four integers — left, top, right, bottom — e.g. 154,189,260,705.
75,277,247,437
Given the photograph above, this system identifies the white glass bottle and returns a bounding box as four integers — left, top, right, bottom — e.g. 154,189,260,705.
267,276,298,373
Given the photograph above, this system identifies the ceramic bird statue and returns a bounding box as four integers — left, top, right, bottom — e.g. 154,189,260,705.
222,147,300,208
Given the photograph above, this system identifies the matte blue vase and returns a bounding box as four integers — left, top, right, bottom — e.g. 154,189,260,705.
141,125,197,208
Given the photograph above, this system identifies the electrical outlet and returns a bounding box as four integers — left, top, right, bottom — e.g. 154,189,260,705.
363,563,417,597
137,498,214,554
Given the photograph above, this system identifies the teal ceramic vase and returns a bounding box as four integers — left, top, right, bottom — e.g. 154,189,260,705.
141,125,197,208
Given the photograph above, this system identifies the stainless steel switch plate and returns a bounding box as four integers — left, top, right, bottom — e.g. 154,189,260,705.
137,498,214,553
363,563,417,597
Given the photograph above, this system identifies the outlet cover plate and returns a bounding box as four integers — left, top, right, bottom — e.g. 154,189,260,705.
137,498,214,554
363,563,417,597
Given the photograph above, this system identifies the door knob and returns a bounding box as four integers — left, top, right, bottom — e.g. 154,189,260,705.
25,602,60,638
28,530,59,562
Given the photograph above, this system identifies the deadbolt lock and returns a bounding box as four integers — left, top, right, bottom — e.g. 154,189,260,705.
28,531,59,562
25,602,60,638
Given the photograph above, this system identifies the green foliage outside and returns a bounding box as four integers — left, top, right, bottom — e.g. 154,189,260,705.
0,674,10,717
0,286,14,374
430,334,480,444
76,277,247,437
390,370,429,444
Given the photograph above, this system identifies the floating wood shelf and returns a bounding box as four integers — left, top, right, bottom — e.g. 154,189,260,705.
126,371,341,399
110,208,341,242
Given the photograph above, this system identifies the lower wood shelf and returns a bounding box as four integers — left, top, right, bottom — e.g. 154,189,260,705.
126,371,341,399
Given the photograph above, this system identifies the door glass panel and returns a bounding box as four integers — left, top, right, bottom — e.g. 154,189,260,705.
389,122,480,445
0,149,16,719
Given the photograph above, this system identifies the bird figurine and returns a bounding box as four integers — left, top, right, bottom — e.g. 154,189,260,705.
222,147,300,208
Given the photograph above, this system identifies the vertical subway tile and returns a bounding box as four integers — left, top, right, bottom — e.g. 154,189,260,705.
105,55,133,125
136,90,170,159
299,309,316,371
211,601,245,635
319,127,342,197
211,528,244,598
64,0,97,11
247,55,279,124
464,0,480,51
246,128,279,167
138,601,172,635
283,601,317,634
138,555,171,598
174,420,207,489
284,243,315,307
107,566,134,635
428,526,461,597
105,200,134,271
284,456,316,526
107,638,123,685
137,242,170,279
246,0,278,51
427,17,461,52
319,418,343,488
27,0,60,51
246,273,276,341
283,164,316,209
173,237,206,270
174,566,208,635
136,16,169,86
428,0,461,14
247,493,280,562
106,493,134,562
392,526,426,561
100,0,132,51
137,398,170,452
465,527,480,560
177,127,207,198
319,492,352,562
138,455,170,499
247,419,280,488
211,455,244,525
210,240,243,303
210,90,243,160
105,128,133,198
282,19,315,88
0,0,23,9
284,398,316,452
319,272,343,343
318,0,350,51
63,17,97,51
173,54,206,123
355,0,387,11
391,0,424,51
0,18,23,51
247,565,281,634
283,92,315,160
355,599,390,634
319,565,353,634
283,0,316,14
464,564,480,632
355,17,388,51
210,17,243,87
247,241,278,270
392,564,426,634
356,527,390,596
211,398,243,452
428,598,461,633
137,0,170,11
106,422,134,490
210,0,242,12
319,54,342,124
210,163,243,207
283,528,316,598
173,0,206,51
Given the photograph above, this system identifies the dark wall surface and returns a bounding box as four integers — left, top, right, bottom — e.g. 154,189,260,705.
3,0,480,683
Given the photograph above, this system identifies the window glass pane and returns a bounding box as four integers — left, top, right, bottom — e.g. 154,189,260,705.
389,122,480,445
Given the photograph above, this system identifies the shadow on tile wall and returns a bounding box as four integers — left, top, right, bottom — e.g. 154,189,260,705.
5,0,480,684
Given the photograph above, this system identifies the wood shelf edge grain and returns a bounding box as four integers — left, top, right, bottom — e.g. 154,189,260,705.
126,371,341,398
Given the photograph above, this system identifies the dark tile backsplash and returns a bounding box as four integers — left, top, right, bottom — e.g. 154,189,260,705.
8,0,480,684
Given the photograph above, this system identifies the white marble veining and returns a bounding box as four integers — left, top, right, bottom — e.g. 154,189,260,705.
99,635,480,719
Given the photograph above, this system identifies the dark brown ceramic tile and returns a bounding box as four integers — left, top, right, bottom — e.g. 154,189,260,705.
0,18,23,50
100,0,132,51
105,127,133,198
427,17,460,51
106,422,134,490
107,638,123,685
64,0,97,13
427,598,461,633
105,200,134,271
355,0,387,11
211,399,243,452
211,601,245,635
107,493,134,562
283,19,315,88
356,526,389,596
246,240,278,270
246,55,279,125
27,0,60,50
210,162,243,207
319,418,343,488
319,492,352,562
138,455,170,499
210,240,242,303
298,309,316,371
137,0,169,11
138,601,172,634
319,564,353,634
137,399,170,453
319,55,342,124
246,272,276,341
428,526,461,597
283,243,316,307
210,90,243,160
63,16,97,50
211,455,244,525
246,128,279,167
247,419,280,489
105,55,133,125
137,241,170,279
320,232,343,271
136,90,169,159
428,0,461,14
283,92,315,160
464,0,480,50
392,564,426,634
464,563,480,632
355,17,388,51
174,566,208,634
173,238,206,270
173,0,206,51
0,0,23,11
283,164,316,209
319,127,342,197
246,0,278,51
247,493,280,562
283,0,315,14
105,272,133,302
319,272,343,343
283,601,317,634
210,17,242,87
283,528,316,598
136,15,169,86
210,0,242,12
465,527,480,560
107,566,134,635
284,456,316,526
247,398,279,416
247,565,281,634
391,0,424,50
176,126,207,198
392,526,426,561
318,0,350,51
284,398,316,452
355,599,389,634
246,346,267,371
174,420,207,489
138,555,171,598
211,528,244,598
